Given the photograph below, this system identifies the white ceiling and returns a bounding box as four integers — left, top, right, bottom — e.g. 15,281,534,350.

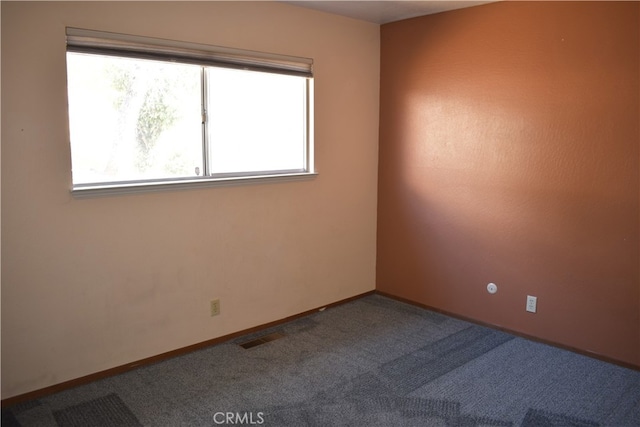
282,1,495,24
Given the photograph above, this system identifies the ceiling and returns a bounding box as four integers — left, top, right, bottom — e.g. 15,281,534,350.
282,1,495,24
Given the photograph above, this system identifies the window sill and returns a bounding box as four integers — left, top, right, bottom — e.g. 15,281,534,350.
71,171,318,199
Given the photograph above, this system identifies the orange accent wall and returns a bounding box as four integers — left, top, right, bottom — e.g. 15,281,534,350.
377,1,639,366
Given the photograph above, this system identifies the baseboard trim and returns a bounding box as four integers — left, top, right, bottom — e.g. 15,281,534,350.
375,290,640,372
1,290,375,408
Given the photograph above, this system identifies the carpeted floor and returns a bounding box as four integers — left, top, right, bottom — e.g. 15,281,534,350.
4,295,640,426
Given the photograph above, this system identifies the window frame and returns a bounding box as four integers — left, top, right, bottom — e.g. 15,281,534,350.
65,28,316,198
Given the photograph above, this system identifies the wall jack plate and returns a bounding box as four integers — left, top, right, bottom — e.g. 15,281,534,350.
526,295,537,313
210,299,221,317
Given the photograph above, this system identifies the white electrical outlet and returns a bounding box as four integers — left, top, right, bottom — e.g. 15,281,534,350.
210,299,220,317
526,295,537,313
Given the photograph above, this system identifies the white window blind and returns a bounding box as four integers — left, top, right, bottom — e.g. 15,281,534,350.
66,27,313,78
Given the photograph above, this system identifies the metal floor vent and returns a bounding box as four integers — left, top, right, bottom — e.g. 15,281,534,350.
239,332,285,349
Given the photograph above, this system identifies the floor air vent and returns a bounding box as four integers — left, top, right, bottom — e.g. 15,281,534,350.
239,332,285,349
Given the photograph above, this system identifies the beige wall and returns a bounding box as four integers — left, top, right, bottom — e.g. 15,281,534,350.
1,1,380,398
378,2,639,366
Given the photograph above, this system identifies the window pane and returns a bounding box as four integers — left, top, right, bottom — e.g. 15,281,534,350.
206,68,306,174
67,53,202,184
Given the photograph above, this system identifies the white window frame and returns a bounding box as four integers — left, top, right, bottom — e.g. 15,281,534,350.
65,28,316,198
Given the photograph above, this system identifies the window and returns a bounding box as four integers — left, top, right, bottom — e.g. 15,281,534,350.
65,28,315,196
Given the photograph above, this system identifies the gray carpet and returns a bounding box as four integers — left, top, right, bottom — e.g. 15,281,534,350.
53,393,142,427
4,295,640,426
